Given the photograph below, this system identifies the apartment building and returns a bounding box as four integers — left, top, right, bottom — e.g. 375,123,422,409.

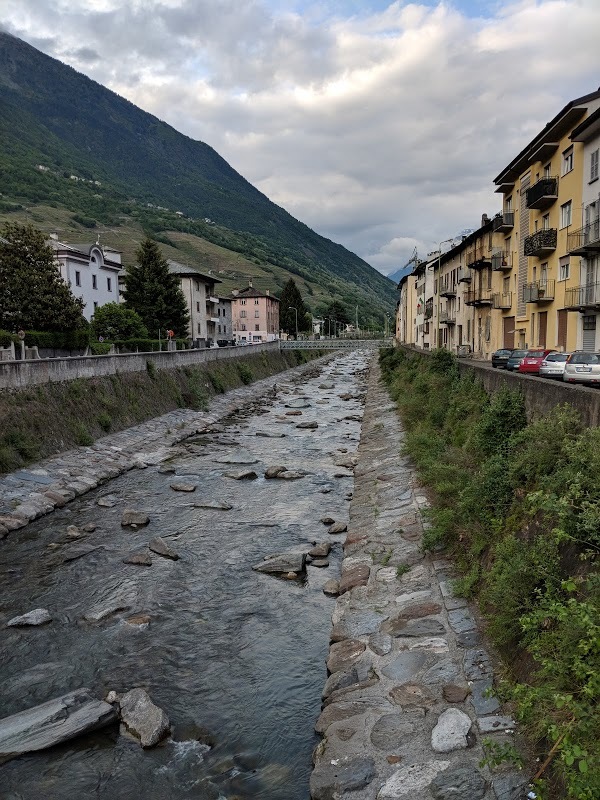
167,260,222,344
231,282,280,343
396,88,600,358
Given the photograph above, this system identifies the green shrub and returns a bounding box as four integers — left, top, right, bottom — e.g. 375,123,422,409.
237,363,254,384
73,422,93,446
146,360,157,379
97,412,111,432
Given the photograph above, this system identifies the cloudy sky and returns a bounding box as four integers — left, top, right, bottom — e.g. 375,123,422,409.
3,1,600,276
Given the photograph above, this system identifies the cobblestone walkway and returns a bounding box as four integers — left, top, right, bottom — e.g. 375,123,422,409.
310,359,529,800
0,357,331,538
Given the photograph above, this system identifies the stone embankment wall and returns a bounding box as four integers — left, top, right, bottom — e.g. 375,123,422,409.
401,345,600,428
310,360,527,800
0,342,281,391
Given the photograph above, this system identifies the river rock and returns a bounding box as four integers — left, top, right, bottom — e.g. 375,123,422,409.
320,516,335,525
121,510,150,527
327,639,366,673
126,614,151,626
119,688,170,748
123,552,153,566
264,466,288,479
319,382,334,389
308,542,331,557
256,431,285,438
277,470,305,480
296,420,318,429
169,483,196,492
224,469,258,480
97,496,116,508
339,564,370,594
215,453,259,465
323,579,340,596
193,500,233,510
82,523,97,533
431,708,472,753
285,399,311,409
149,537,179,560
253,552,306,575
328,521,347,534
285,410,303,416
429,764,487,800
0,689,117,761
310,558,329,568
7,608,52,627
377,761,450,798
66,525,81,539
310,754,375,799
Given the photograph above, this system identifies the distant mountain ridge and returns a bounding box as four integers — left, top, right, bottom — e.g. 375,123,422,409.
0,31,396,317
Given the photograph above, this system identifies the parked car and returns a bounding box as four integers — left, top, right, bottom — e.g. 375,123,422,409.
539,352,571,378
491,348,512,369
563,351,600,385
518,348,557,375
505,349,528,371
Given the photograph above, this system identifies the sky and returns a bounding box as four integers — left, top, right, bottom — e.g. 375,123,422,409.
2,1,600,277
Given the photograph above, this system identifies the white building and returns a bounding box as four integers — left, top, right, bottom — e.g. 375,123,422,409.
50,236,122,321
167,260,223,344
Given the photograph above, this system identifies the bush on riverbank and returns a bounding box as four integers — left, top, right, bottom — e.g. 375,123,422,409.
0,349,325,475
380,347,599,800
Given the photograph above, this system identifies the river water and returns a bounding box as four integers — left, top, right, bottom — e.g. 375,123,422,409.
0,352,370,800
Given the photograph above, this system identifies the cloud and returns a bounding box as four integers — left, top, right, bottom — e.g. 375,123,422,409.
3,0,600,276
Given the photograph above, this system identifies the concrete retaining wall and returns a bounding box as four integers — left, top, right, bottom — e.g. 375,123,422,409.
399,345,600,428
0,342,280,391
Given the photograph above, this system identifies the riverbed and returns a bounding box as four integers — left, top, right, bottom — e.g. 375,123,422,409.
0,352,370,800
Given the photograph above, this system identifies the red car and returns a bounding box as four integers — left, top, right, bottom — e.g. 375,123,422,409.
518,348,557,374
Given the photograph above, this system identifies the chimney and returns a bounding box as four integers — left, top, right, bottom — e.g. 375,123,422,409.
248,279,253,288
481,213,490,227
49,232,58,240
232,289,239,297
266,289,269,296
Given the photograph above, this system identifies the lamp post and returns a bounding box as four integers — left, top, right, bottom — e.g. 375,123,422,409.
288,306,298,339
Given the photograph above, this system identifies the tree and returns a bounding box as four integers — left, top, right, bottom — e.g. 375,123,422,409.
91,302,148,340
279,278,310,336
0,222,85,331
122,237,189,337
322,300,350,326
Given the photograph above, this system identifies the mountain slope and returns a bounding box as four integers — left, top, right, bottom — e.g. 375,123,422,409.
0,31,396,317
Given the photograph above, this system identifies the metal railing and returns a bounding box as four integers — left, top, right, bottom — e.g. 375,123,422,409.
457,268,471,283
439,309,456,324
464,289,493,305
492,292,512,310
564,282,600,309
524,228,557,257
492,211,515,232
491,251,512,271
526,176,558,209
523,279,555,303
567,219,600,255
440,279,457,297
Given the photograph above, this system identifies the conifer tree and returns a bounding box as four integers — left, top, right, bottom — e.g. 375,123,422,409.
279,278,310,335
0,223,85,331
122,237,189,337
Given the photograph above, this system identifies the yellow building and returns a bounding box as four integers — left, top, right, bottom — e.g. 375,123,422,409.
493,89,600,351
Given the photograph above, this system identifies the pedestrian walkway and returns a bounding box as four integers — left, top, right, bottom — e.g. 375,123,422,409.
310,358,530,800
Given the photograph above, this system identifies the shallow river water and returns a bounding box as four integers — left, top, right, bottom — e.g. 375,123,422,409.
0,352,370,800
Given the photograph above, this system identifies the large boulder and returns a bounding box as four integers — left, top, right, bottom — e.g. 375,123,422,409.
253,552,306,575
119,688,170,748
0,689,117,762
7,608,52,627
121,510,150,527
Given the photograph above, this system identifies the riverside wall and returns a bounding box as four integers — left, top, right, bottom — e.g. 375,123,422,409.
0,342,280,391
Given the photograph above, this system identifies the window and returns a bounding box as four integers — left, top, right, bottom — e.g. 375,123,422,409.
255,324,260,331
92,274,97,289
218,325,221,334
195,281,200,291
241,299,246,305
107,277,112,292
562,146,574,175
196,302,200,312
543,163,551,178
241,324,246,331
197,322,201,334
506,195,512,211
542,213,550,231
223,325,227,334
591,149,599,182
560,201,572,229
254,310,260,318
93,301,98,310
75,271,81,287
240,310,246,318
254,299,259,305
559,256,570,281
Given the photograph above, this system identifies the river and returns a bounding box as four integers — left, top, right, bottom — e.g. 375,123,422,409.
0,352,370,800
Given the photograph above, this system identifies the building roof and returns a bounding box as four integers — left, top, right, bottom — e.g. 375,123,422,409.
231,284,280,301
167,259,222,283
570,105,600,142
494,88,600,186
49,239,122,268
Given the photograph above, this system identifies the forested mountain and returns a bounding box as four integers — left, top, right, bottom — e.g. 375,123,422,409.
0,31,396,320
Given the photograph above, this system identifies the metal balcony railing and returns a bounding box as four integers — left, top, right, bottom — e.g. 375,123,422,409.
464,289,493,306
440,280,457,297
526,177,558,210
457,268,472,283
492,212,515,232
524,228,557,257
567,219,600,255
492,292,512,310
491,251,512,271
424,300,434,320
466,245,492,269
439,309,456,324
523,279,555,303
564,282,600,310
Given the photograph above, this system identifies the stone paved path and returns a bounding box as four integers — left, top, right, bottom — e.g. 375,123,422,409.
0,357,332,538
310,358,529,800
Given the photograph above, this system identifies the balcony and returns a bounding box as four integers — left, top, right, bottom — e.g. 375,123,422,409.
457,268,471,283
439,309,456,325
424,299,434,320
492,212,515,233
567,219,600,256
523,279,555,303
207,295,220,305
525,176,558,210
491,251,513,271
464,289,493,306
564,282,600,311
492,292,513,310
524,228,557,257
466,245,492,270
439,280,457,298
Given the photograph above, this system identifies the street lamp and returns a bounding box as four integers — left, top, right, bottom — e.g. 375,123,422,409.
288,306,298,339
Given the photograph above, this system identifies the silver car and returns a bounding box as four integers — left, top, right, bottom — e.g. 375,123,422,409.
563,351,600,385
540,352,571,378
